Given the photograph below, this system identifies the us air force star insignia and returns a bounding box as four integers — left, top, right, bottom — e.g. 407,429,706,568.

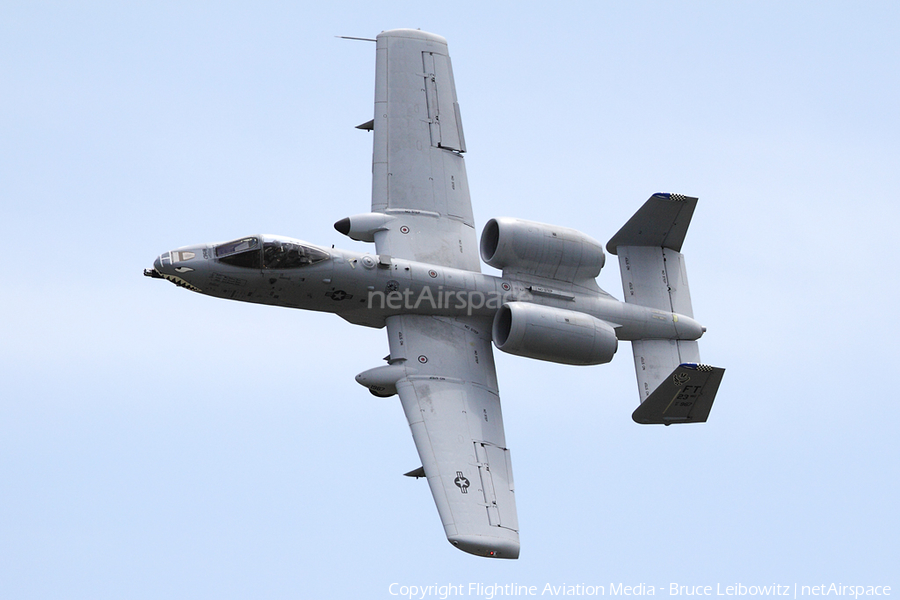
454,471,470,493
328,290,352,301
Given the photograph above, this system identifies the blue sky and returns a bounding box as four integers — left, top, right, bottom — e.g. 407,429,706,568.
2,2,898,598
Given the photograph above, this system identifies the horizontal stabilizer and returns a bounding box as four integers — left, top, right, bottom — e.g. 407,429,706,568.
607,193,697,255
632,364,725,425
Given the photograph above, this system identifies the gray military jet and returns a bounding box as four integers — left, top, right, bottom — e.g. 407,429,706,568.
146,29,724,559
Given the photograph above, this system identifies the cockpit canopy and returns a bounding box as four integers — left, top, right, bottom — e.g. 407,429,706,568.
214,235,329,269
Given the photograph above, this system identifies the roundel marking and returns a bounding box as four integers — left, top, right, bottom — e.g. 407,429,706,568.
454,472,470,493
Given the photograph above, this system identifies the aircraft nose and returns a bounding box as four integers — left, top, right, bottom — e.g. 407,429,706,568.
143,253,169,279
153,248,203,274
151,250,176,275
145,247,206,292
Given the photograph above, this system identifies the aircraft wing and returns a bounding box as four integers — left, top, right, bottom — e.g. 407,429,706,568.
361,30,517,557
369,29,480,271
384,314,519,558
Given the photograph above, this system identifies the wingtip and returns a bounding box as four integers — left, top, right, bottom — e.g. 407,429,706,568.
448,534,519,559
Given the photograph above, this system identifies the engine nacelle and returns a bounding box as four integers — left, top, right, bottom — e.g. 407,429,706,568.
492,302,618,366
480,217,605,282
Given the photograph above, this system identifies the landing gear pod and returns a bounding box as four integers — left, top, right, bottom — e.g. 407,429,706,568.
334,213,395,242
354,364,410,397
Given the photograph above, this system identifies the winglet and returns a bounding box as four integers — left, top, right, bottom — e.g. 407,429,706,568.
632,363,725,425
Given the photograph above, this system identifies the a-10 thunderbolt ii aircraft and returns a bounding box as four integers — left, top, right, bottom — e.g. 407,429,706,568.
146,29,724,559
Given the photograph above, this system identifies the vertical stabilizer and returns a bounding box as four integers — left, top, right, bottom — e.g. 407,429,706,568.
607,193,697,316
631,363,725,425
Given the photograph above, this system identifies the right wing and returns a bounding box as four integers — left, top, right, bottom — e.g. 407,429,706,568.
385,314,519,558
369,29,480,271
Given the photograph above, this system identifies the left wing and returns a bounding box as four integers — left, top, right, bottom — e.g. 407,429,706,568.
385,314,519,558
369,29,480,271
